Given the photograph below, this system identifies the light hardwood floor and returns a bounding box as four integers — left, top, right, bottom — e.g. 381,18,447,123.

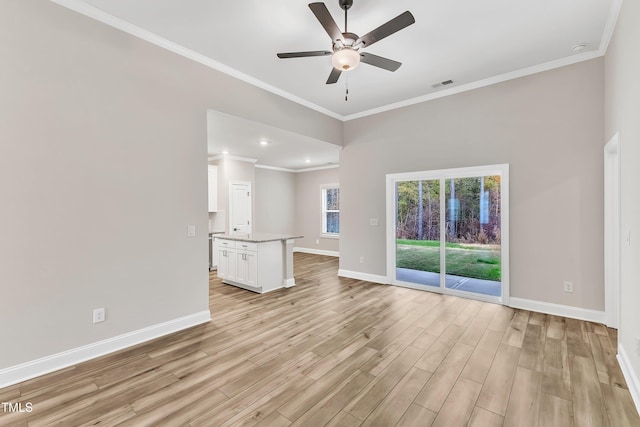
1,253,639,426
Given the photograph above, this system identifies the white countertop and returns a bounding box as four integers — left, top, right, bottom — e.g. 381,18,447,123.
215,232,303,243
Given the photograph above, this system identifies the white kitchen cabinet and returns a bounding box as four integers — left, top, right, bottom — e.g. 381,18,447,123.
217,239,236,281
208,165,218,212
209,231,225,271
215,236,297,293
236,248,258,288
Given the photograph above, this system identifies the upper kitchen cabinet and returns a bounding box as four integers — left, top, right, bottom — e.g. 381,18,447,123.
208,165,218,212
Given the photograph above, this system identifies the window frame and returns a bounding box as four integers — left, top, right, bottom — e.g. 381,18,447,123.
321,184,340,238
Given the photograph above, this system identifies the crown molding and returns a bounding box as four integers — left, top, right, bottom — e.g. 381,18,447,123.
599,0,623,54
342,0,621,121
49,0,342,121
295,164,340,173
343,50,602,121
52,0,622,123
209,154,257,163
255,164,339,173
254,164,297,173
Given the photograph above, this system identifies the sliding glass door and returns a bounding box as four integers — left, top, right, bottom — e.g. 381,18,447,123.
395,179,441,288
387,165,508,304
444,176,502,297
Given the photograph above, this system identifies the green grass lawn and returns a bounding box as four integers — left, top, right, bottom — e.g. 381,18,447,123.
396,239,501,281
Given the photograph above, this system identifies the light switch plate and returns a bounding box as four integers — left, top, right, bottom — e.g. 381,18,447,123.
188,225,196,237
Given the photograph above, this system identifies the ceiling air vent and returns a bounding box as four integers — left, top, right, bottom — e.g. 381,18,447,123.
432,79,453,89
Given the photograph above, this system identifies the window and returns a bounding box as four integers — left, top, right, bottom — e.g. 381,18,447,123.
321,185,340,236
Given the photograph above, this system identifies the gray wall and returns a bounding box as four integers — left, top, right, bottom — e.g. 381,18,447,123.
1,0,626,385
295,167,341,254
605,0,640,391
342,58,605,311
253,166,341,253
255,167,296,235
0,0,342,370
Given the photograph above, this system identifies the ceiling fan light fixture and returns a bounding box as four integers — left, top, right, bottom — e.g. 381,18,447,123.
331,47,360,71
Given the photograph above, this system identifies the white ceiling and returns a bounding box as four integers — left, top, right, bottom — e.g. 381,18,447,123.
207,110,340,171
57,0,619,169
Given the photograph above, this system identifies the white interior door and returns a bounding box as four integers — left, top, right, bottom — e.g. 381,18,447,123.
230,182,252,234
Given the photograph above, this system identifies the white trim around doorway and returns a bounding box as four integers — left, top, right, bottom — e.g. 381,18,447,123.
386,164,510,305
604,132,621,329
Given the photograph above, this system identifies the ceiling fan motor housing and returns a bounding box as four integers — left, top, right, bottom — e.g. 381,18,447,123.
339,0,353,11
334,32,360,51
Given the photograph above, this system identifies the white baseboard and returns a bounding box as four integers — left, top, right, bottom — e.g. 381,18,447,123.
509,297,605,323
294,247,339,257
0,310,211,388
338,269,389,285
618,343,640,415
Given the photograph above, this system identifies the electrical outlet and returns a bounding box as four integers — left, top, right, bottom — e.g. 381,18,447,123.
316,239,320,244
369,218,379,226
563,281,574,293
93,308,105,324
359,256,365,264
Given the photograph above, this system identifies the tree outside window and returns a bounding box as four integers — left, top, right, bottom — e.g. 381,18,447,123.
322,185,339,236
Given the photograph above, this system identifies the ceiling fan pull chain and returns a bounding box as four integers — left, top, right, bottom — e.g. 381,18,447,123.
345,73,349,101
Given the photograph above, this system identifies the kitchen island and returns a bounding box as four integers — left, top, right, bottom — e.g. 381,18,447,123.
214,233,302,293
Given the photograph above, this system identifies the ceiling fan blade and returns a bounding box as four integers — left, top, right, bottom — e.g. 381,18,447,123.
309,2,344,43
277,51,332,59
356,11,415,48
360,52,402,72
326,67,342,84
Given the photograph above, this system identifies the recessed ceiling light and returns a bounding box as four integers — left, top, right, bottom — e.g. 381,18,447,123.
222,150,229,155
572,43,587,53
305,159,311,163
259,140,270,146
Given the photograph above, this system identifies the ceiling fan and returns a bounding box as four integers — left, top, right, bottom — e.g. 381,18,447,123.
277,0,415,85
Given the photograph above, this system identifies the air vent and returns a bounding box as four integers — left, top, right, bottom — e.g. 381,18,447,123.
432,79,453,89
